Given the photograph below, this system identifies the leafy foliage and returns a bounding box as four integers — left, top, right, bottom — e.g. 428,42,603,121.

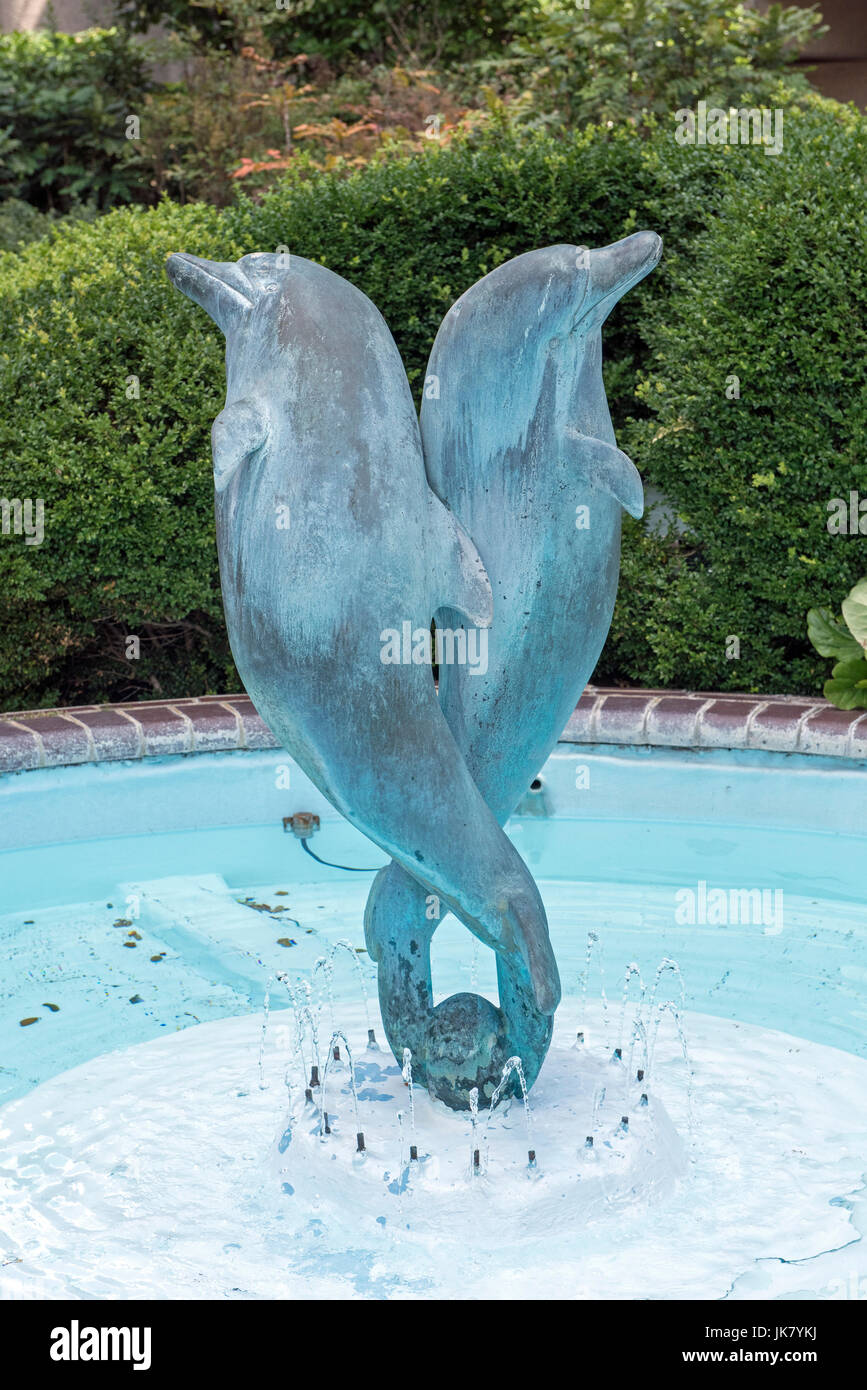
823,658,867,710
0,28,151,214
1,99,864,708
490,0,824,129
807,607,863,664
615,97,867,695
142,47,480,207
0,201,243,707
808,579,867,710
0,200,54,252
841,578,867,651
114,0,528,65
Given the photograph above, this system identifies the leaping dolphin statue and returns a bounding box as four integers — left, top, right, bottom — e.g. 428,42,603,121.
165,250,560,1105
365,232,662,1103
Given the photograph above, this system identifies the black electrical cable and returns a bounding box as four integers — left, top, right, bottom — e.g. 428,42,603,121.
300,838,383,872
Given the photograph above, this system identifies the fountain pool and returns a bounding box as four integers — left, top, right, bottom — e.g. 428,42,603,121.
1,738,865,1300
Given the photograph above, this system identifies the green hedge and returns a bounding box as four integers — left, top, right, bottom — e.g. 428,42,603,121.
1,97,864,709
612,98,867,694
0,201,242,706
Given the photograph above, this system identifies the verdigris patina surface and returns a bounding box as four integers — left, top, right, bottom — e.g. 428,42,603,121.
165,250,558,1107
166,236,659,1109
365,234,661,1105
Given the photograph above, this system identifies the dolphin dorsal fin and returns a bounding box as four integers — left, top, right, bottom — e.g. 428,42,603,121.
427,495,493,629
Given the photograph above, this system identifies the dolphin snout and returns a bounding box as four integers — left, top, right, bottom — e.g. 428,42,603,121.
582,230,662,323
166,252,255,331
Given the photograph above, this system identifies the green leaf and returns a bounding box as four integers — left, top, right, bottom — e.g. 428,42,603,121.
806,607,863,662
841,577,867,652
824,657,867,710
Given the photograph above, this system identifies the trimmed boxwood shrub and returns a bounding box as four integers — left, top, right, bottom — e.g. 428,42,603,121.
611,98,867,694
0,96,864,709
0,200,243,707
226,119,665,425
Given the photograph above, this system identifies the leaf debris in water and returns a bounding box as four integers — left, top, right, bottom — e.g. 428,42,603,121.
19,1017,39,1027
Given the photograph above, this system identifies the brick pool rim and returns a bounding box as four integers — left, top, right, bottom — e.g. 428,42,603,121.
1,688,866,775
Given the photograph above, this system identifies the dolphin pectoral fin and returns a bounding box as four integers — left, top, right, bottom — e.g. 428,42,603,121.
166,252,254,334
564,431,644,520
427,494,494,628
212,398,270,492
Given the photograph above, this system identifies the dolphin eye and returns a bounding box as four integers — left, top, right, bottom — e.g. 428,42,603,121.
211,398,269,492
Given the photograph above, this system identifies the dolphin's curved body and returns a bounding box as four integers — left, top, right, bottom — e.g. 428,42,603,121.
165,251,559,1098
365,233,662,1101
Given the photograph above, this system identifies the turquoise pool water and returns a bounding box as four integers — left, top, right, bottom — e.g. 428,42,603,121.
1,741,866,1301
1,743,865,1103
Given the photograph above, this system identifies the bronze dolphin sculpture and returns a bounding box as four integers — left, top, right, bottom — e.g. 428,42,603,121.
165,251,560,1107
365,233,662,1104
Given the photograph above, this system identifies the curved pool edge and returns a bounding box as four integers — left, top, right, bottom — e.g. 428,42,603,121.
2,686,866,776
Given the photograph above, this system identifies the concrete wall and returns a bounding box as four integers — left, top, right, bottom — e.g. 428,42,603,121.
2,1,114,32
793,0,867,106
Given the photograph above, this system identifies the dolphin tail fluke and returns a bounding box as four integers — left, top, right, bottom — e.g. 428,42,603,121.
364,860,554,1109
564,431,644,519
